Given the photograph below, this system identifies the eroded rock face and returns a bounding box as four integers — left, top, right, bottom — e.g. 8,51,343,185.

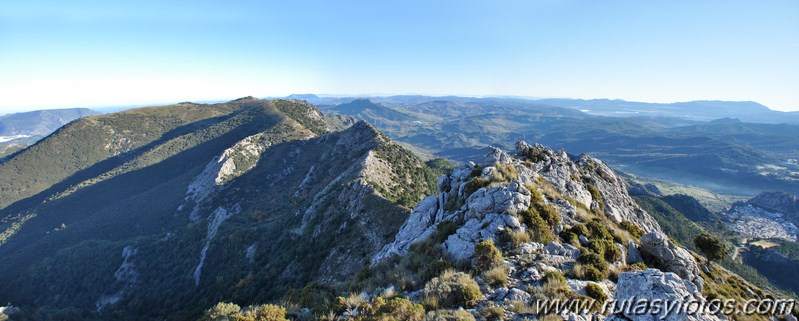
372,196,439,262
639,232,704,291
465,182,531,219
610,269,721,321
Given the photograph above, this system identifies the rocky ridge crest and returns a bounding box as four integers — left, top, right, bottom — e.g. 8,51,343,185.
369,142,736,321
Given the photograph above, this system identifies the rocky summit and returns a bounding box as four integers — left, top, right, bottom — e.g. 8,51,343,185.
366,141,776,321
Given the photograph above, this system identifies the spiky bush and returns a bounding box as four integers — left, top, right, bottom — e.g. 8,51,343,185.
585,283,607,303
423,270,482,308
482,265,510,288
474,239,502,273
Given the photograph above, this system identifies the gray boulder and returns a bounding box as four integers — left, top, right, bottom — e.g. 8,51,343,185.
504,288,531,302
639,232,704,291
610,269,721,321
465,182,531,219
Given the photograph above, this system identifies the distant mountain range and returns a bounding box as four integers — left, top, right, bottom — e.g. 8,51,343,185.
306,96,799,196
285,94,799,124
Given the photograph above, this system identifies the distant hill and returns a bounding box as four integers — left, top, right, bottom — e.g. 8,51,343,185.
661,194,717,222
324,99,418,128
0,108,100,158
0,108,99,136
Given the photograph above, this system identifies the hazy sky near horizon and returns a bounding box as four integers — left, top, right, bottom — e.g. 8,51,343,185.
1,0,797,112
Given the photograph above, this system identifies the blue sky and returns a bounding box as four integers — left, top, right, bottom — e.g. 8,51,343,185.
1,0,797,112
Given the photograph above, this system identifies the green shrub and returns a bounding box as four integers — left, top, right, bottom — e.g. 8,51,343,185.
422,259,454,283
694,233,727,262
574,264,605,281
519,207,540,227
577,252,609,276
585,283,607,303
492,163,520,183
202,302,242,321
423,270,482,308
588,239,621,262
560,224,589,244
587,221,612,240
528,187,561,225
233,304,289,321
586,184,605,211
474,239,502,273
426,158,455,176
469,166,484,178
604,243,622,262
627,262,648,271
560,231,579,245
538,204,561,226
463,178,489,198
542,270,566,284
498,229,531,248
539,271,570,298
587,239,608,257
522,209,555,243
619,221,645,238
375,297,425,321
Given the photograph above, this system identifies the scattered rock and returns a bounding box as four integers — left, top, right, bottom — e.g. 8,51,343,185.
515,242,544,255
543,242,581,259
504,288,531,302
